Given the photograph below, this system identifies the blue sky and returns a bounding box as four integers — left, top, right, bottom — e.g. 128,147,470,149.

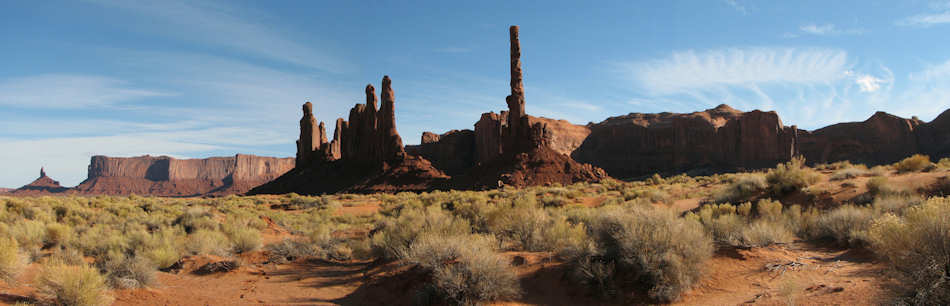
3,0,950,187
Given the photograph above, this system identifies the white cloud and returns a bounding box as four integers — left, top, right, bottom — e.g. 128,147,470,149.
627,47,849,95
797,23,863,36
0,74,168,108
897,11,950,27
855,74,885,92
84,0,348,73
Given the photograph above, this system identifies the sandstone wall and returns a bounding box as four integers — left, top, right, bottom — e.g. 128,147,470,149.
80,154,294,196
572,105,797,178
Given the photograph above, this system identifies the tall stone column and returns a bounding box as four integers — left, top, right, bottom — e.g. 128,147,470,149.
379,75,404,159
297,102,319,166
506,25,526,137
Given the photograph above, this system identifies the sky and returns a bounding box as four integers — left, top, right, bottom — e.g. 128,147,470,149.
2,0,950,187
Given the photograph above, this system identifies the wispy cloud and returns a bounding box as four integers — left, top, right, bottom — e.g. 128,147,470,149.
724,0,748,15
625,47,849,95
0,74,168,109
84,0,348,73
799,23,864,36
617,47,896,130
897,11,950,27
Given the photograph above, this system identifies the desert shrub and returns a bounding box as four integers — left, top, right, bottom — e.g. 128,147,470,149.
265,239,318,263
183,230,231,256
36,262,113,306
371,206,471,260
741,220,793,247
409,234,519,305
766,157,819,196
570,207,713,302
872,193,922,214
895,154,931,173
44,223,73,247
869,165,890,176
755,199,783,221
143,243,181,270
712,174,767,203
226,228,261,254
812,205,875,246
938,157,950,169
11,219,46,250
700,213,744,246
0,237,26,284
830,167,869,180
99,254,157,289
865,176,895,196
173,207,216,233
868,197,950,304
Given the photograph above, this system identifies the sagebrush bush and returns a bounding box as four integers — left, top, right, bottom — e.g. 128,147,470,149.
872,193,922,214
265,239,318,263
143,243,181,270
766,157,819,196
100,254,157,289
36,262,113,306
0,237,26,284
741,220,793,247
44,223,74,247
811,205,875,246
408,233,519,305
184,230,231,256
895,154,931,173
371,206,471,260
571,207,713,302
713,174,767,203
227,228,262,254
869,197,950,304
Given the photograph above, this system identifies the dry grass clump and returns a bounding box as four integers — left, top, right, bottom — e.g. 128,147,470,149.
712,174,767,203
411,234,520,305
98,253,157,289
183,229,231,256
0,237,26,284
830,166,869,181
766,157,820,196
868,197,950,304
809,205,875,246
570,206,713,302
895,154,932,173
691,200,793,248
371,206,472,260
36,261,113,306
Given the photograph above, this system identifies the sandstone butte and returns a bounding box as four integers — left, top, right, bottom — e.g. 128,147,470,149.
9,155,294,197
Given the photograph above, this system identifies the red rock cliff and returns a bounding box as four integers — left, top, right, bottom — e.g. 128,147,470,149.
76,154,294,196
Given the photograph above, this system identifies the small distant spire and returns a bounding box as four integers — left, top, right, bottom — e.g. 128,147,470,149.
40,167,46,178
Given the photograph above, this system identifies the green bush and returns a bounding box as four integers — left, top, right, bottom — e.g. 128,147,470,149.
36,262,113,306
766,157,819,196
0,237,26,284
570,207,713,302
869,197,950,304
895,154,931,173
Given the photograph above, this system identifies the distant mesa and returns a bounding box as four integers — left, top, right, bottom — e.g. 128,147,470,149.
7,155,294,197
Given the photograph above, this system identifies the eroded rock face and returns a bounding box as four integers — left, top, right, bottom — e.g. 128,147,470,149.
573,105,797,178
252,76,449,195
75,154,294,196
799,112,923,165
406,130,476,175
